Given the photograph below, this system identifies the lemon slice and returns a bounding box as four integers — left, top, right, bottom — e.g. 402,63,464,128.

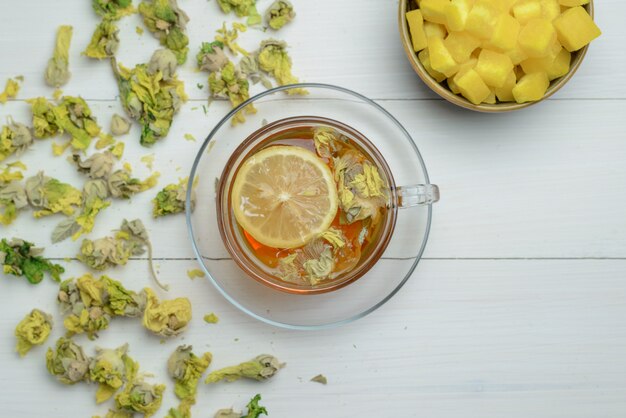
231,145,338,249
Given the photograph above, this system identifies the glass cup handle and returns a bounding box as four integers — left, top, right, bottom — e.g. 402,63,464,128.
396,184,440,208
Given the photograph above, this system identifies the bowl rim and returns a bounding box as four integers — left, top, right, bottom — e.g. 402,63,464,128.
398,0,594,113
186,82,434,330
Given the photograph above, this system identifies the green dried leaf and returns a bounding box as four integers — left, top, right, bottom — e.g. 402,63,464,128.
46,337,91,384
205,355,284,384
15,309,53,357
257,39,306,95
215,22,249,56
239,55,273,89
115,375,166,418
266,1,295,30
110,114,131,136
214,394,268,418
0,120,33,161
0,238,64,284
203,313,218,324
168,345,212,401
84,21,120,59
0,78,21,103
138,0,189,64
25,171,82,217
53,96,102,150
45,25,73,88
310,374,327,384
152,177,195,217
217,0,261,25
196,41,228,73
89,344,137,404
92,0,136,20
0,164,28,225
108,168,160,198
209,61,255,125
73,151,115,179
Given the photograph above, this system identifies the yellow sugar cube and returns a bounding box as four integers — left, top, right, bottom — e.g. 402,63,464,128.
558,0,589,6
424,21,448,39
490,14,521,51
518,18,556,57
505,46,529,65
541,0,560,21
512,72,550,103
547,48,571,80
475,49,514,87
428,36,460,77
554,6,601,52
444,31,481,63
420,0,451,25
465,2,499,39
454,68,491,104
495,70,517,101
513,0,542,25
445,0,473,31
483,89,497,104
418,49,447,83
406,10,428,51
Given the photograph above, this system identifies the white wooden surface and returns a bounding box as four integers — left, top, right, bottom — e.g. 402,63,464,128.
1,1,625,417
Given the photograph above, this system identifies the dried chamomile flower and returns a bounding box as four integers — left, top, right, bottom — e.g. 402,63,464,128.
52,179,111,243
53,96,102,150
266,0,295,30
115,375,166,418
239,55,273,89
110,114,131,136
46,337,91,384
196,41,228,73
257,39,306,95
142,288,192,337
205,354,284,384
215,394,268,418
0,78,21,104
333,151,389,223
84,21,120,59
108,167,159,198
310,374,327,385
112,51,187,146
73,151,115,179
0,238,64,284
216,22,249,56
25,171,82,217
89,344,138,403
45,25,73,88
0,119,33,161
217,0,261,25
92,0,136,20
168,345,212,402
209,61,256,125
152,177,195,217
14,309,53,357
138,0,190,64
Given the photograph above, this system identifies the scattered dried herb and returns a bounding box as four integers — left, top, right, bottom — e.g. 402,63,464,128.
0,78,21,103
0,119,32,161
266,1,295,30
216,0,261,25
214,394,268,418
14,309,53,357
142,288,191,337
205,355,284,384
46,337,91,384
152,177,195,217
92,0,136,20
25,171,82,218
114,374,165,418
45,25,73,88
112,49,187,146
84,21,120,59
209,61,255,125
108,167,159,198
110,114,131,136
216,22,249,56
0,238,64,284
310,374,327,385
90,344,138,403
257,39,306,94
138,0,190,64
165,345,212,417
187,269,205,280
0,163,28,225
203,313,218,323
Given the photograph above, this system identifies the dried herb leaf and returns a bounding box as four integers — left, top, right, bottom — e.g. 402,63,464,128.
0,78,21,103
239,55,273,89
112,50,187,146
29,97,61,138
187,269,205,280
142,288,191,337
196,41,228,73
0,164,28,225
25,171,82,217
92,0,136,20
46,337,91,384
0,120,33,161
108,168,159,198
89,344,138,403
111,114,131,136
310,374,327,385
168,345,212,403
257,39,306,94
138,0,189,64
152,177,195,217
203,313,218,324
215,394,268,418
205,355,284,384
15,309,53,357
217,0,261,25
0,238,64,284
45,25,73,88
73,151,115,179
266,1,295,30
84,21,120,59
209,61,256,125
216,22,249,56
53,96,102,150
115,375,165,418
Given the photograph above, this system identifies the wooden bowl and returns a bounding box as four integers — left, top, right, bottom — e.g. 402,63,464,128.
398,0,594,112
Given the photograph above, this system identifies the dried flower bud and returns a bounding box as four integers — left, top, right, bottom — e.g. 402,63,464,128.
148,49,179,80
142,288,192,337
205,354,284,384
110,114,131,136
45,26,73,88
14,309,53,357
266,0,295,30
46,337,90,384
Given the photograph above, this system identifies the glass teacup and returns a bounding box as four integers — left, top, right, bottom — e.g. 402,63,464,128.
187,83,439,329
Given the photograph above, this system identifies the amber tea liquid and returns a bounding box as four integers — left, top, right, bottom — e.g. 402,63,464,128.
217,117,398,294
